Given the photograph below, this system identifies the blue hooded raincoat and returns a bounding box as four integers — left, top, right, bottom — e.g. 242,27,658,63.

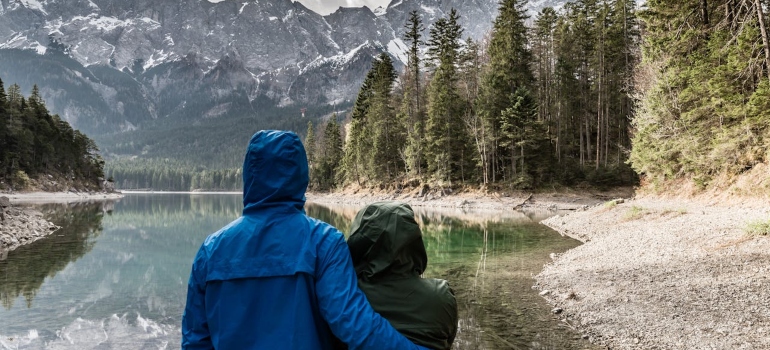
182,130,429,350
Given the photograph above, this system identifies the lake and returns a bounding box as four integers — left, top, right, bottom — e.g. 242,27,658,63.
0,193,597,349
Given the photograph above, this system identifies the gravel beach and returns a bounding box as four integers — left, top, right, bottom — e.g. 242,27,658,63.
0,192,122,256
6,188,766,349
536,196,770,349
0,196,60,257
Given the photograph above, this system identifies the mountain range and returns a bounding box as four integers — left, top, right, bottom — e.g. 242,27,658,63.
0,0,568,163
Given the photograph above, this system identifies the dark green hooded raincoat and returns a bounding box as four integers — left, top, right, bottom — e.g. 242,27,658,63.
347,201,458,350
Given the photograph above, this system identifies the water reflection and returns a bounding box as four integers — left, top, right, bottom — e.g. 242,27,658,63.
307,201,599,349
1,202,105,310
0,194,596,349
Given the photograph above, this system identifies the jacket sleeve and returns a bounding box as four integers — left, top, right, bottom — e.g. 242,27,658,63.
181,246,214,350
315,231,430,350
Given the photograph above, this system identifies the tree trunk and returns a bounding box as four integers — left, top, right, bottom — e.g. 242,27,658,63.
756,0,770,81
596,75,602,170
511,144,516,178
585,117,592,168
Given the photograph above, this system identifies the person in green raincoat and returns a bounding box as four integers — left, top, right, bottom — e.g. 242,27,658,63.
346,201,458,350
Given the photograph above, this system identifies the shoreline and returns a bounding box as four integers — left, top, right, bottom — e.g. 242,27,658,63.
1,191,123,254
534,196,770,349
7,188,765,348
306,187,633,212
3,191,124,204
119,190,241,195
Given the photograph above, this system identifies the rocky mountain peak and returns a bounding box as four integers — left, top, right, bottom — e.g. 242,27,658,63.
0,0,573,137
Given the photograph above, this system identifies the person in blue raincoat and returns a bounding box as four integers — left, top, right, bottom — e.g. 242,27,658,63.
182,130,430,350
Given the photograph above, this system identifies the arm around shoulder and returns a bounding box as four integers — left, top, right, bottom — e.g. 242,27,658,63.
314,229,430,350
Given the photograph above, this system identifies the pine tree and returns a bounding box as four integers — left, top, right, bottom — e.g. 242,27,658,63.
402,10,426,177
499,88,541,186
342,67,377,185
319,115,343,190
631,0,770,187
369,53,402,180
533,8,559,153
305,120,316,189
477,0,534,184
458,37,486,183
425,9,468,183
6,84,22,110
305,120,316,164
0,78,7,176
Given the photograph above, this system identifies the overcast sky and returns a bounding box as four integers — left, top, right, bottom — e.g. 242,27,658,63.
296,0,390,15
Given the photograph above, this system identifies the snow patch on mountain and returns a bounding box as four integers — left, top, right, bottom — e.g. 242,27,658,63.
387,38,407,63
420,4,436,16
18,0,48,15
34,42,46,54
299,41,373,75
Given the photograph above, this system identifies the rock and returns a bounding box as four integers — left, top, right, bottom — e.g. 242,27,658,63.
552,307,563,314
539,290,551,296
0,196,9,208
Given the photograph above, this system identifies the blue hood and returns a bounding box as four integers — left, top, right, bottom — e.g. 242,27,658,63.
242,130,308,213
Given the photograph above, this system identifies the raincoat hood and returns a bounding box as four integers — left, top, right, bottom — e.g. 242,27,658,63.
242,130,308,213
348,201,428,281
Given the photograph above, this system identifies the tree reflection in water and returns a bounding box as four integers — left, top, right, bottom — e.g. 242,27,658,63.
0,202,107,309
305,202,599,350
0,197,597,349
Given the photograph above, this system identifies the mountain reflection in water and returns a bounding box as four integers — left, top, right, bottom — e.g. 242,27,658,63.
0,194,597,349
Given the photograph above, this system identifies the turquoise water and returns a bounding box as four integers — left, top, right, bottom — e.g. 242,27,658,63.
0,193,596,349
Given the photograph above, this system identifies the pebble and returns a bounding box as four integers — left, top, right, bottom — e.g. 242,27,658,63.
0,205,59,252
536,197,770,349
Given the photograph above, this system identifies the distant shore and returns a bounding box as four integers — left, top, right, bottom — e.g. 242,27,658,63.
535,195,770,349
119,190,241,195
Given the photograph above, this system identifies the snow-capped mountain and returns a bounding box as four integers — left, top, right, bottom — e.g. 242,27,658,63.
0,0,567,137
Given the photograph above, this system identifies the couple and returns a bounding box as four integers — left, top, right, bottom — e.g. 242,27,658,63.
181,130,458,350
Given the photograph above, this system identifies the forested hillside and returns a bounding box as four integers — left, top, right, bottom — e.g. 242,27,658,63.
102,102,343,191
631,0,770,190
0,78,106,192
307,0,640,191
107,0,770,193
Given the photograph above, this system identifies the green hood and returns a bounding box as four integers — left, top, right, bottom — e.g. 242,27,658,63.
347,201,427,281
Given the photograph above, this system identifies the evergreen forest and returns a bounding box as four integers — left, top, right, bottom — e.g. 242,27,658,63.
16,0,770,193
307,0,641,191
631,0,770,190
0,78,106,191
